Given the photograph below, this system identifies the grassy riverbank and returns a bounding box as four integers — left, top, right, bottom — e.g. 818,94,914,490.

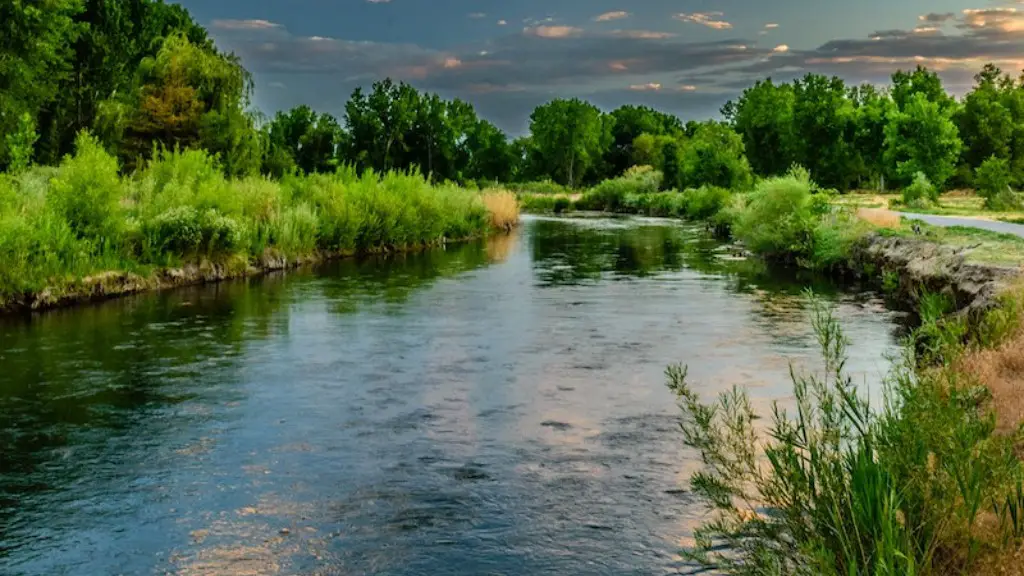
520,168,1024,574
0,134,518,312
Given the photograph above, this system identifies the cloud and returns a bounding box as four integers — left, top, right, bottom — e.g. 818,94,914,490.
523,25,583,38
366,0,391,3
607,29,676,39
594,11,629,22
629,82,662,91
959,8,1024,35
674,12,733,30
919,12,955,24
773,44,790,53
497,20,507,26
468,12,486,19
211,19,282,31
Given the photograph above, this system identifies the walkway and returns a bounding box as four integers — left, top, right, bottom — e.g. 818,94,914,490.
898,212,1024,239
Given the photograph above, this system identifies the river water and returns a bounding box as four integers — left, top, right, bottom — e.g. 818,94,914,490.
0,216,903,575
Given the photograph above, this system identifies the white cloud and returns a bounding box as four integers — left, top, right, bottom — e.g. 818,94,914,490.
594,11,629,22
773,44,790,53
211,19,282,31
629,82,662,91
468,12,486,19
497,20,507,26
764,23,779,29
674,12,733,30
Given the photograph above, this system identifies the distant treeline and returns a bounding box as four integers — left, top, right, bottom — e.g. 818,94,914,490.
3,1,1023,191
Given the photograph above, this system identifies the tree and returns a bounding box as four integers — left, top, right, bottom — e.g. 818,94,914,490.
791,74,858,190
726,79,796,177
884,92,962,189
100,33,259,175
679,122,753,190
603,105,682,177
632,133,676,168
529,98,607,187
35,0,212,164
891,66,955,111
5,113,39,173
660,139,682,191
851,84,897,191
343,79,420,173
0,0,80,170
264,105,344,176
975,155,1017,210
959,64,1024,187
465,119,514,182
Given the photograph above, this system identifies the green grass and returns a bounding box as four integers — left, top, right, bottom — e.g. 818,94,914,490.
884,221,1024,267
0,134,510,307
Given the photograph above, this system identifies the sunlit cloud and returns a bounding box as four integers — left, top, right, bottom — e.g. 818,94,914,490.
919,12,955,24
764,23,779,29
607,29,676,39
594,11,629,22
674,12,733,30
523,25,583,38
468,12,486,19
497,20,507,26
629,82,662,91
773,44,790,53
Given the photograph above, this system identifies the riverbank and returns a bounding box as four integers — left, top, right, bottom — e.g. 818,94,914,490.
0,136,519,314
521,170,1024,574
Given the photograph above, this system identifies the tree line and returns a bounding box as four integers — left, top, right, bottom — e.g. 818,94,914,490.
3,1,1023,192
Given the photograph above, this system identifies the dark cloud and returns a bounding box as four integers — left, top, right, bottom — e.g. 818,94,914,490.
207,5,1024,133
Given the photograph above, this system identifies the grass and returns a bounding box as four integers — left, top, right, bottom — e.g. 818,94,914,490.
670,290,1024,576
883,222,1024,267
0,133,517,309
838,191,1024,221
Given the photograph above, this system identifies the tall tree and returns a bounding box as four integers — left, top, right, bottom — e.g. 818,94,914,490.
465,119,514,183
0,0,81,169
884,92,962,189
603,105,682,178
679,121,752,190
343,79,420,173
851,84,897,191
264,105,344,176
529,98,607,187
891,66,954,111
791,74,858,190
726,79,796,177
958,64,1024,186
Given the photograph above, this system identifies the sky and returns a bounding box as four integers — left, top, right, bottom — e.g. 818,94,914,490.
176,0,1024,134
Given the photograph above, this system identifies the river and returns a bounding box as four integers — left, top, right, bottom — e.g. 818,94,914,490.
0,215,903,575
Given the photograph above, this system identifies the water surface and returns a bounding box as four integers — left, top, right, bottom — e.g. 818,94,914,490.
0,216,903,575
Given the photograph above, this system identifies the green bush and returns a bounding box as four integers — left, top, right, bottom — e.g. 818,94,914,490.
901,171,939,208
682,186,731,220
507,180,568,195
579,170,661,211
976,156,1018,211
732,175,815,261
47,132,124,241
670,293,1022,575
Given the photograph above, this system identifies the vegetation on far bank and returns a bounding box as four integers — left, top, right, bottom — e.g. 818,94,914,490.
0,135,516,309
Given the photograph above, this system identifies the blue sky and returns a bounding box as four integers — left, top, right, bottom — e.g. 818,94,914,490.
176,0,1024,133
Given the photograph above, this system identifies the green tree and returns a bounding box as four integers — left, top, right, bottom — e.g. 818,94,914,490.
264,105,344,176
851,84,897,191
791,74,858,190
891,66,955,111
529,98,607,187
679,122,752,190
0,0,80,170
958,64,1024,187
343,79,420,173
975,155,1017,210
726,79,796,177
5,112,39,173
465,119,514,183
603,105,682,177
632,133,677,168
884,92,962,189
660,139,682,191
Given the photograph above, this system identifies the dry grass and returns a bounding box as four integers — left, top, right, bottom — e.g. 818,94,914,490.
959,324,1024,435
481,189,520,232
855,207,902,229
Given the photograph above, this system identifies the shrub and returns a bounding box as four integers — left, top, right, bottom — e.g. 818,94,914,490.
508,180,568,195
682,186,731,220
901,171,938,208
732,175,815,261
976,156,1018,211
47,132,123,241
579,170,661,211
670,293,1022,575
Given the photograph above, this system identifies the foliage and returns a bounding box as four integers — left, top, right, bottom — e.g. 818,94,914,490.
884,93,963,189
670,293,1023,576
724,79,796,177
901,172,939,208
733,175,816,262
678,122,753,190
529,98,610,188
975,156,1019,211
604,105,682,177
791,74,859,190
577,168,662,211
5,112,39,173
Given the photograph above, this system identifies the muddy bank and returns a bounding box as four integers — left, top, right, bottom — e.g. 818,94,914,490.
0,234,506,315
851,233,1020,317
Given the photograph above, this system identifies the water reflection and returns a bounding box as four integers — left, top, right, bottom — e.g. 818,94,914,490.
0,216,902,575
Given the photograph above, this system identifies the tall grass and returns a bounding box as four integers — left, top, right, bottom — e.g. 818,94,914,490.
670,292,1024,575
0,135,515,307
